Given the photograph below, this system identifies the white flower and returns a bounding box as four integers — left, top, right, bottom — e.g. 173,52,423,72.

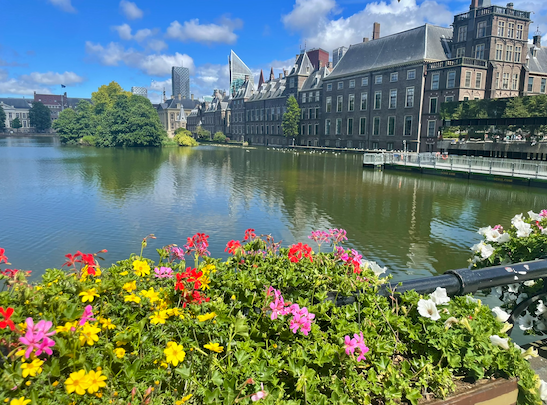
417,299,440,321
492,307,510,322
518,312,535,330
507,283,520,293
528,210,541,221
489,335,510,350
471,241,495,260
537,300,547,316
539,380,547,401
478,226,511,243
523,280,536,287
516,293,529,305
542,228,547,235
444,317,459,328
366,261,387,276
430,287,450,305
511,214,532,238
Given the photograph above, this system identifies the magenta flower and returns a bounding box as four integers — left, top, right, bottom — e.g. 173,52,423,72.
79,305,96,326
251,383,268,401
308,230,331,247
169,246,185,261
343,331,370,362
540,210,547,218
154,266,173,279
288,304,315,335
329,229,348,244
493,224,504,231
19,317,56,358
344,336,358,355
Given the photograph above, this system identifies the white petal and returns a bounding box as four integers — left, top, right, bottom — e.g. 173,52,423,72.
430,287,450,305
489,335,510,350
492,307,510,322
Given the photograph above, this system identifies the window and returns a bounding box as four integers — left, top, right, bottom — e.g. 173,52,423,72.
372,117,380,136
302,109,306,120
347,118,353,135
325,119,331,135
348,94,355,111
507,22,514,38
475,72,482,88
290,78,295,88
389,89,397,108
516,24,523,40
308,124,312,135
458,26,467,42
315,123,319,135
309,108,314,119
375,75,382,84
360,93,368,110
445,96,454,102
542,78,547,94
427,120,436,137
503,73,509,89
327,83,332,91
390,72,398,82
315,107,319,119
505,45,513,62
515,46,522,63
405,87,414,108
349,80,355,88
495,43,503,60
338,82,344,90
265,125,269,135
456,47,465,58
301,125,305,135
430,97,438,114
336,118,342,135
477,21,486,38
372,141,379,149
512,74,519,90
407,69,416,80
431,73,440,90
387,142,394,151
326,97,332,113
465,71,472,87
302,93,306,103
337,96,343,112
404,115,412,136
359,117,366,135
447,71,456,88
475,43,485,59
315,91,320,102
497,21,505,37
495,72,500,89
387,116,395,136
374,91,382,109
528,77,534,92
361,77,369,86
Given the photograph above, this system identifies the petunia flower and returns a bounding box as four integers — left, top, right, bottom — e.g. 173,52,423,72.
417,299,441,321
430,287,450,305
491,307,510,322
489,335,510,350
518,312,535,330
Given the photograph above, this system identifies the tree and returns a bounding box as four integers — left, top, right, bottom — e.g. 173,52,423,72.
29,102,51,132
196,126,211,140
282,95,300,140
91,81,132,115
11,117,22,132
213,131,226,142
174,129,198,147
0,106,5,130
53,108,79,144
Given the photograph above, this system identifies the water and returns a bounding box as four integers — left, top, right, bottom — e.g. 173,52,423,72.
1,136,546,282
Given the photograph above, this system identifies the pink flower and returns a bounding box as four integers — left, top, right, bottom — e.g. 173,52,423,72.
80,305,96,326
18,317,56,358
170,246,185,261
154,266,173,279
352,332,370,362
493,224,504,231
329,229,348,244
308,230,330,246
251,383,268,401
288,304,315,335
540,210,547,218
344,336,358,355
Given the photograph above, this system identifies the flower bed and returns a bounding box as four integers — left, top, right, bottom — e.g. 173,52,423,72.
0,229,543,404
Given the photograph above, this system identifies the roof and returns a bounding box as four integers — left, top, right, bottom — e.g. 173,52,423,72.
0,98,32,109
158,97,199,111
288,52,315,76
527,44,547,75
300,66,332,91
233,79,254,99
247,75,287,101
66,97,92,109
33,93,67,106
327,24,453,79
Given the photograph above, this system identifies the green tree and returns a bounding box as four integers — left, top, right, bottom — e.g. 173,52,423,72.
53,108,79,144
92,81,131,115
196,125,211,140
0,106,5,130
174,129,198,147
29,101,51,132
213,131,226,142
282,95,300,140
11,117,22,132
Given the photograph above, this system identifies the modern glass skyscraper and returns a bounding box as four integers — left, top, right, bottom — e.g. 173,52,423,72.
229,50,253,97
171,66,190,99
131,86,148,97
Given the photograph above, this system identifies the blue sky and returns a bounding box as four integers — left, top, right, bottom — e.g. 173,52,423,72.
1,0,546,102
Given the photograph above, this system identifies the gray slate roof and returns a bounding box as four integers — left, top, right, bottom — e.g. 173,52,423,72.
288,52,315,76
528,44,547,75
301,66,332,91
327,24,453,79
158,98,199,111
233,79,254,99
66,98,92,109
247,75,287,102
0,98,32,109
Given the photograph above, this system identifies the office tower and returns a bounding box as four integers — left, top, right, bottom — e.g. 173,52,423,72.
171,66,190,99
229,50,254,97
131,87,148,97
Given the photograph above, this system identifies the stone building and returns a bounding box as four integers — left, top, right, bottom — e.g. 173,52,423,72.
0,98,33,131
230,75,254,141
299,66,332,146
202,90,230,136
156,94,199,138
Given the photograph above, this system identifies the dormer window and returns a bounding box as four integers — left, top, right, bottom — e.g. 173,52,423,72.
306,66,310,73
533,47,538,58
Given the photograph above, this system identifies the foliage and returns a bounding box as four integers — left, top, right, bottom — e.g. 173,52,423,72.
196,126,211,140
11,117,22,129
0,227,542,405
91,82,132,116
282,95,300,139
470,210,547,338
0,106,6,129
53,109,79,144
174,129,198,147
29,102,51,132
80,136,97,147
213,132,226,143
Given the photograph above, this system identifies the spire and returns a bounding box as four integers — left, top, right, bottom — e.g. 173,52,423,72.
269,67,274,81
258,69,265,88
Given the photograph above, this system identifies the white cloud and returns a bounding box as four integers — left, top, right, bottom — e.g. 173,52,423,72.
85,41,194,76
283,0,454,52
20,71,85,86
146,39,168,52
113,23,133,40
134,28,154,42
0,70,82,96
0,69,8,81
120,0,143,20
47,0,76,13
166,16,243,45
147,78,172,103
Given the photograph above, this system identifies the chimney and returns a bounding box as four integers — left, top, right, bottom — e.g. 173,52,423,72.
363,37,369,43
506,2,513,8
373,23,380,40
191,94,194,101
270,67,275,81
533,33,542,48
279,73,283,79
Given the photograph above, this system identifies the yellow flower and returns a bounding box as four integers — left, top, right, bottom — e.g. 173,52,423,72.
133,260,150,277
160,362,168,368
79,323,101,346
164,342,186,366
197,312,216,322
99,318,116,330
52,381,59,387
21,358,43,378
65,369,90,395
56,321,77,334
122,280,137,292
204,342,224,353
176,395,193,404
86,370,107,394
150,310,169,325
124,294,141,304
35,286,42,291
202,264,216,276
199,275,211,290
167,308,183,318
120,271,128,276
231,295,236,300
15,349,26,358
10,398,31,405
140,287,159,303
79,288,99,303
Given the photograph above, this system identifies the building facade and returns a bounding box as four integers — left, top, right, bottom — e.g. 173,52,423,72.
0,98,33,131
172,67,190,100
131,87,148,97
229,50,254,97
156,94,199,137
333,47,348,67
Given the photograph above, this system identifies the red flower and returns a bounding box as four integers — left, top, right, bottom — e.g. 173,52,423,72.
288,243,313,264
244,229,256,241
225,240,243,255
1,269,19,279
63,252,82,267
184,233,210,257
0,307,15,331
0,248,8,264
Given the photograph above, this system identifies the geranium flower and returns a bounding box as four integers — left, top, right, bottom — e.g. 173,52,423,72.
184,233,210,257
86,369,107,394
122,280,137,292
65,369,90,395
344,335,358,355
204,342,224,353
288,243,313,263
79,323,101,346
491,307,510,322
417,299,441,321
251,383,268,401
113,348,125,358
80,305,96,326
329,229,348,244
19,318,56,358
225,240,243,255
9,398,31,405
489,335,510,350
79,288,99,303
308,230,330,246
0,306,15,331
430,287,450,305
0,248,8,264
170,246,185,261
154,266,173,279
133,260,151,277
20,358,43,378
197,312,217,322
164,342,186,366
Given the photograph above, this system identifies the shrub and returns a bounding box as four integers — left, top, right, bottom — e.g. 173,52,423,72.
174,132,198,147
213,132,226,143
80,135,97,146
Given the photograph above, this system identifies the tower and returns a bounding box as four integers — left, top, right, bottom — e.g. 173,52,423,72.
171,67,190,99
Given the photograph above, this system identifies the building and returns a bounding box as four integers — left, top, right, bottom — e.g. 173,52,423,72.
0,98,33,131
202,90,230,136
299,66,332,146
33,92,91,123
172,66,190,100
333,47,348,67
229,50,254,97
156,94,199,137
131,87,148,97
306,48,329,70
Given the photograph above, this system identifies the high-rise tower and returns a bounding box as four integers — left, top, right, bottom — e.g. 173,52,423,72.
229,50,254,97
171,66,190,99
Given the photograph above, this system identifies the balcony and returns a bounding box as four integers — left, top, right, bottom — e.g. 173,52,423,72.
428,57,487,70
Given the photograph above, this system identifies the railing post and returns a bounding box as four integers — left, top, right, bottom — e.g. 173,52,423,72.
450,156,453,170
511,163,515,176
489,160,492,175
536,164,540,179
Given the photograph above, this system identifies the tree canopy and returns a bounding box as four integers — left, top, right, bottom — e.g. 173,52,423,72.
0,106,5,130
11,117,22,129
29,101,52,131
282,95,300,139
91,81,132,115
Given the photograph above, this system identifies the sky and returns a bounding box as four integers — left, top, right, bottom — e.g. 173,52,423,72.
1,0,547,103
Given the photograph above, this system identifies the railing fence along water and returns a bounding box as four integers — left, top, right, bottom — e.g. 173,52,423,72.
328,259,547,337
363,152,547,180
